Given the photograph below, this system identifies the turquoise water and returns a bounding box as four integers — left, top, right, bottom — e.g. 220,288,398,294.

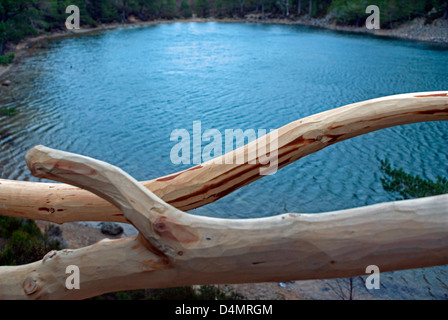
1,22,447,219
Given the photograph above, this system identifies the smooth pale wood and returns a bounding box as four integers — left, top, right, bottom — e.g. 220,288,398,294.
25,145,191,257
0,91,448,223
0,145,447,299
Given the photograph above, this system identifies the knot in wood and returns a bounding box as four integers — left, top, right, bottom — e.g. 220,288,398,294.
42,250,57,263
23,278,37,295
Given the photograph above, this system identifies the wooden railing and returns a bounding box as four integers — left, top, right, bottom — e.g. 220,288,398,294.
0,91,447,299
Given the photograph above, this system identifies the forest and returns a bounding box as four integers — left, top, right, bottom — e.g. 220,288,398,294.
1,0,448,57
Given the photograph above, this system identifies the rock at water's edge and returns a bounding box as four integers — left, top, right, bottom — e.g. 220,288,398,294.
98,222,124,236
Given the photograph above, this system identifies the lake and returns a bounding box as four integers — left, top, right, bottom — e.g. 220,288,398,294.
0,22,447,299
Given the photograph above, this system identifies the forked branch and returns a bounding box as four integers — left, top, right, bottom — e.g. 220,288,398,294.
1,145,448,299
0,91,447,299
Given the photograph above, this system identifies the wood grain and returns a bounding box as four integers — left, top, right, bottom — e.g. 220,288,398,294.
0,144,447,299
1,91,447,223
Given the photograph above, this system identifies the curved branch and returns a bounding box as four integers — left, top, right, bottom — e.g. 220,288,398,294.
0,192,447,299
25,145,191,258
1,122,447,299
0,236,171,300
1,91,448,224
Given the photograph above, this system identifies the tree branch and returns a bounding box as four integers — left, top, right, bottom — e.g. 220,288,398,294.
0,91,447,299
0,91,447,223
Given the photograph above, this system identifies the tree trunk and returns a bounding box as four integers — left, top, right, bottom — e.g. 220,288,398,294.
0,37,5,56
444,2,448,19
121,1,128,22
298,0,301,15
308,0,312,17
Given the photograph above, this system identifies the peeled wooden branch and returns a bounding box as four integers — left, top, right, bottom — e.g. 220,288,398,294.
0,146,447,299
0,91,447,299
0,91,447,223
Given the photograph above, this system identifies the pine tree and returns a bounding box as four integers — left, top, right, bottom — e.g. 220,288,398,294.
195,0,211,17
0,0,38,55
180,0,193,18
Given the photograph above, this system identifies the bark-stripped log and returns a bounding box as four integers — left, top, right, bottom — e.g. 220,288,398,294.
0,91,447,223
0,145,447,300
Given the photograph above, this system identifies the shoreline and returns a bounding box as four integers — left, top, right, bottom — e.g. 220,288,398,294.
1,16,448,80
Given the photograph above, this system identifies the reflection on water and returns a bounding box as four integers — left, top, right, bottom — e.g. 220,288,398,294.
0,22,447,299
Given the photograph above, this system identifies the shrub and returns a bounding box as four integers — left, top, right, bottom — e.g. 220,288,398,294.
180,0,193,18
329,0,429,28
0,53,15,66
0,217,61,266
91,285,244,300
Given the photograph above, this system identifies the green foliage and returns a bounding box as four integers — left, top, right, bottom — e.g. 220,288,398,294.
328,0,369,25
215,0,239,18
0,0,38,55
88,0,121,23
195,0,211,17
135,0,161,19
0,0,445,53
0,216,61,266
0,216,28,238
426,0,448,21
0,53,14,65
329,0,442,28
179,0,193,18
0,107,17,116
159,0,178,19
92,285,244,300
380,159,448,200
